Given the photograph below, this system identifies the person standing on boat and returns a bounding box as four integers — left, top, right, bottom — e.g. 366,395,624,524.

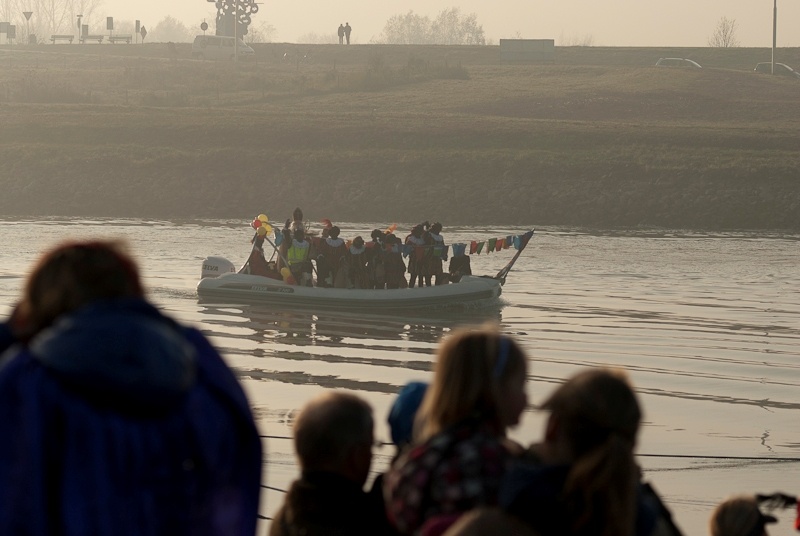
405,224,427,288
0,240,262,536
425,222,447,286
286,207,306,234
368,229,387,289
384,234,408,289
287,229,313,286
345,236,370,289
317,225,347,288
269,391,394,536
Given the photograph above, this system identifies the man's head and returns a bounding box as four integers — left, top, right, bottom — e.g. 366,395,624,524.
294,392,374,485
17,240,143,337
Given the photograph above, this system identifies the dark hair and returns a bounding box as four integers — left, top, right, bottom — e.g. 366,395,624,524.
294,392,373,469
17,240,143,337
294,229,305,241
431,222,442,234
543,369,641,536
329,226,341,239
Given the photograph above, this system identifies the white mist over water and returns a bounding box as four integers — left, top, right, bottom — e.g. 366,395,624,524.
1,218,799,535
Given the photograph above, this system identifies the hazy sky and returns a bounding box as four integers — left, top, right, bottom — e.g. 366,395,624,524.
105,0,799,47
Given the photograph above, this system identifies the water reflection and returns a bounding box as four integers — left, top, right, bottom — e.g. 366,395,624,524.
197,302,503,346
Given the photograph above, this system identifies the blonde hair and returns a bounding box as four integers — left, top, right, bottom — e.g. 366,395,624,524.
543,368,641,536
414,326,527,443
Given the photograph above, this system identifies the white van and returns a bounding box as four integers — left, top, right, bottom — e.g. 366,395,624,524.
192,35,255,61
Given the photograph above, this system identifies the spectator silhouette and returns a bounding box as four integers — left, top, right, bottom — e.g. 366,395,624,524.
710,495,777,536
497,368,679,536
338,23,344,44
384,328,529,535
270,391,393,536
0,240,262,536
344,22,352,44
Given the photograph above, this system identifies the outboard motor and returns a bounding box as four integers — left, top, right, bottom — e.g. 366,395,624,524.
201,256,236,279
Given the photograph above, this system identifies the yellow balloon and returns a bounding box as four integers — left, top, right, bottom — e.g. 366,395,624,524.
263,224,273,235
257,214,269,223
257,226,267,236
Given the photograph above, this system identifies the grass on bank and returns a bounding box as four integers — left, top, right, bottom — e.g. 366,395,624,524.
0,43,798,229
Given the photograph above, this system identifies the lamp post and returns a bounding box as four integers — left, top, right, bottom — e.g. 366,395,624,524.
77,14,82,43
772,0,777,74
233,0,239,62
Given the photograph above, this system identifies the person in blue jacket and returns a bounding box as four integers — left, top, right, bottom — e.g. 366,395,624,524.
0,240,262,536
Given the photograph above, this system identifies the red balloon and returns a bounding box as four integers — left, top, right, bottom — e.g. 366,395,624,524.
251,218,262,229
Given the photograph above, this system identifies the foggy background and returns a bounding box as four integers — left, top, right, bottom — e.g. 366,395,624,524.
4,0,799,47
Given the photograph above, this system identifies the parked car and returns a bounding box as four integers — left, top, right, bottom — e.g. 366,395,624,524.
754,62,800,79
191,35,254,60
655,57,702,69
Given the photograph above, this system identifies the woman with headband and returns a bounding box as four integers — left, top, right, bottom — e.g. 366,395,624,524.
384,327,529,535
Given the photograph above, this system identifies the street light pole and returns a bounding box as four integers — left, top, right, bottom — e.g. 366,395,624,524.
772,0,777,74
233,0,238,62
77,14,82,43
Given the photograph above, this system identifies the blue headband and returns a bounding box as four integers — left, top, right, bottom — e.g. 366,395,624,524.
494,337,511,379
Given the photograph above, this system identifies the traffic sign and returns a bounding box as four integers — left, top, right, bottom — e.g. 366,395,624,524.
23,11,32,21
140,26,147,41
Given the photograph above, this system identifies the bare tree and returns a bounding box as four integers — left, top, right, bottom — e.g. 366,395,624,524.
245,21,276,43
70,0,102,32
34,0,72,35
558,31,595,47
708,16,739,48
150,16,193,42
375,7,484,45
0,0,19,24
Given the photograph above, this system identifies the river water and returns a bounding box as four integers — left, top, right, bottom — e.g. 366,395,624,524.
1,218,799,535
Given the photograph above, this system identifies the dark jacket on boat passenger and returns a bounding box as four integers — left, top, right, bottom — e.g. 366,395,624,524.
269,470,394,536
0,299,262,536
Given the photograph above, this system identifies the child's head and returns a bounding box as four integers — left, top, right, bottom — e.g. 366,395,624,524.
541,368,642,536
542,368,641,458
415,327,528,442
710,495,776,536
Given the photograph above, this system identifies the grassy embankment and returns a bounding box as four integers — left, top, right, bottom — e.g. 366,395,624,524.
0,43,798,230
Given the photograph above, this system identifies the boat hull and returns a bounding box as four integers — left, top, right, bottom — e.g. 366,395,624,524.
196,274,502,311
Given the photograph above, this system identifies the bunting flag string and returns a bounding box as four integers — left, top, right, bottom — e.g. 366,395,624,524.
448,232,532,257
393,233,533,258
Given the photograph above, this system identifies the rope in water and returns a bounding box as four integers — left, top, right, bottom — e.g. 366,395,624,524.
259,434,800,461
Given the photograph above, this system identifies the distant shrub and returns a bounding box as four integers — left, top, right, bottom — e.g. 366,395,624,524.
13,73,88,104
432,62,470,80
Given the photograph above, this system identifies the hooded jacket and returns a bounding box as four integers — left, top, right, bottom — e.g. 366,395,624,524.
0,299,262,536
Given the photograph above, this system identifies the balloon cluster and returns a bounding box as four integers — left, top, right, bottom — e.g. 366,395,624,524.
251,214,273,237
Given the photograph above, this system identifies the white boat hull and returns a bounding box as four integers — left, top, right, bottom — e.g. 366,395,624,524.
196,273,502,311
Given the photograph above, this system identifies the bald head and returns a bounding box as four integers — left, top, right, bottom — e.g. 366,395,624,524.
294,392,374,480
